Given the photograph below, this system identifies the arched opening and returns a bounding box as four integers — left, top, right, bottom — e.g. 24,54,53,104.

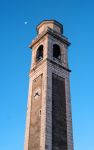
36,45,43,62
53,44,61,60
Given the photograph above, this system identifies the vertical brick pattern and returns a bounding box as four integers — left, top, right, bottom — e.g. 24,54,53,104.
52,74,67,150
28,75,42,150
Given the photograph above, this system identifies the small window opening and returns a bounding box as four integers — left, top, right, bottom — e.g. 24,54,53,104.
53,44,61,60
36,45,43,62
39,109,41,116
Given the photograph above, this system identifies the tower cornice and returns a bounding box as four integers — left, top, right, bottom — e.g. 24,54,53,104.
29,58,71,77
29,28,71,49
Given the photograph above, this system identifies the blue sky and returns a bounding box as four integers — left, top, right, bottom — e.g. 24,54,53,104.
0,0,94,150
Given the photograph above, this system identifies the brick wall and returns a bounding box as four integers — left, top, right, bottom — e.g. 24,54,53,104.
28,75,42,150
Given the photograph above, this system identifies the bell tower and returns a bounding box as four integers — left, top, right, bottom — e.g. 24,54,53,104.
24,20,74,150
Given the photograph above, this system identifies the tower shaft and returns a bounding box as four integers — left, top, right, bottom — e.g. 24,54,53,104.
24,20,74,150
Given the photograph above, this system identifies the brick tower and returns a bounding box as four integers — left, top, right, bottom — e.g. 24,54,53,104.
24,20,74,150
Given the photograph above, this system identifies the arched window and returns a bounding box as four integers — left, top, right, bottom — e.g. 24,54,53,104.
36,45,43,62
53,44,61,60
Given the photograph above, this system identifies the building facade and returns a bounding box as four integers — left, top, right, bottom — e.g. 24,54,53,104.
24,20,74,150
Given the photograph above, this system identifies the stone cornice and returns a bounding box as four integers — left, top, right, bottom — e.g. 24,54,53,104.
29,58,71,77
48,58,71,72
29,28,71,49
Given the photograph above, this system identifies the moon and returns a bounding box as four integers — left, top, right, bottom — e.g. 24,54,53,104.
24,21,28,25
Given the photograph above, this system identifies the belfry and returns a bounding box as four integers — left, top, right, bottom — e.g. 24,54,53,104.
24,20,74,150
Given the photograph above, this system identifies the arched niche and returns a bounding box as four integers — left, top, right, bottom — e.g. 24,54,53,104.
36,45,43,62
53,44,61,60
